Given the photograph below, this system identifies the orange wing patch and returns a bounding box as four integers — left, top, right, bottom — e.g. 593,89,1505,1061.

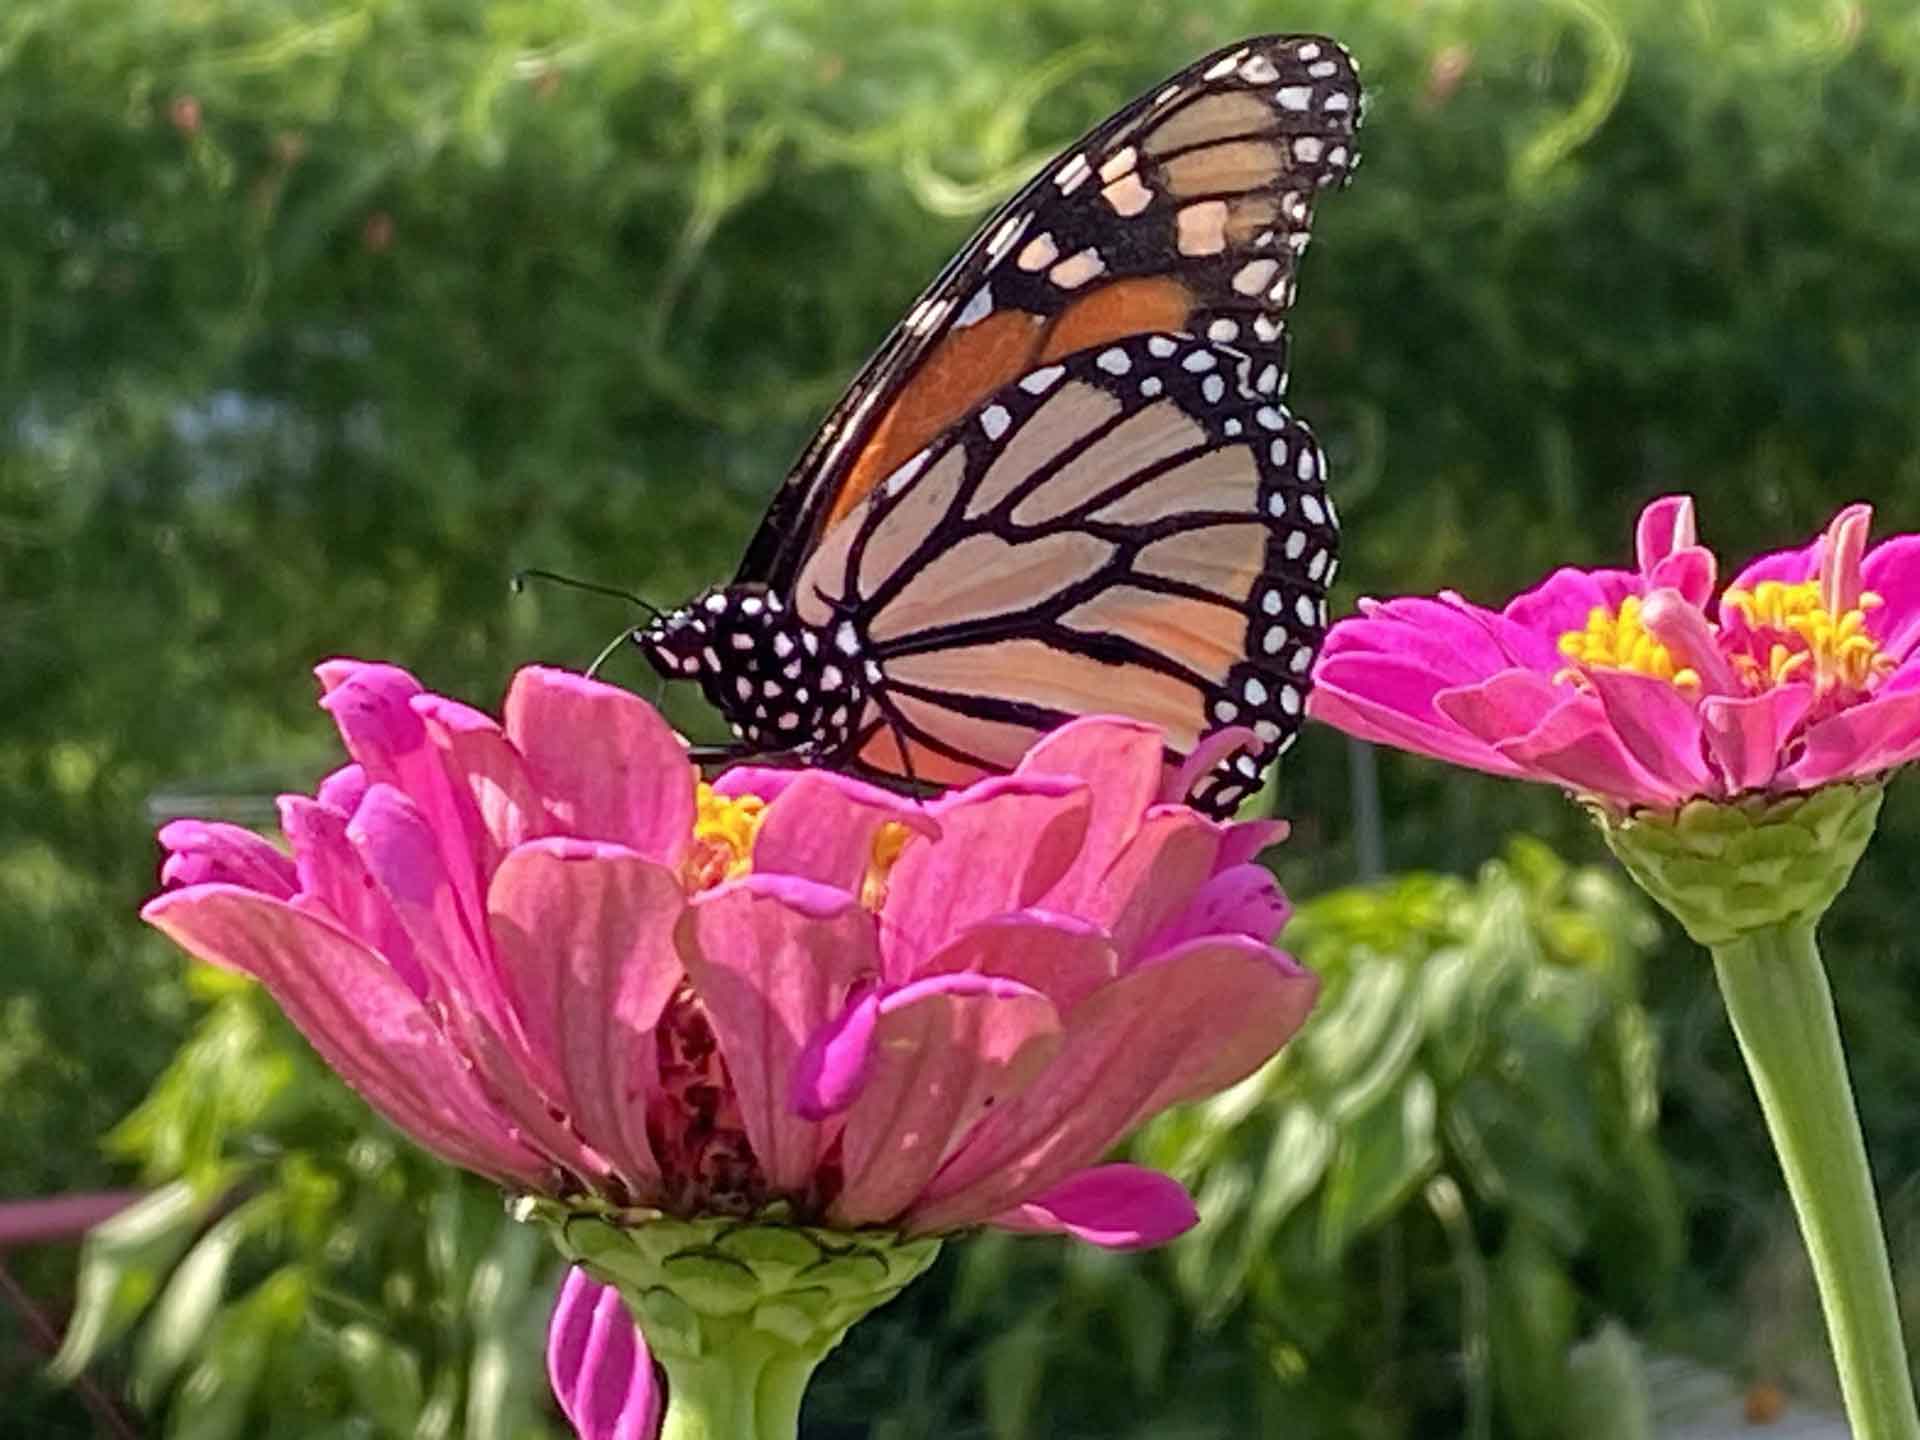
830,309,1044,529
1038,277,1195,362
828,275,1200,535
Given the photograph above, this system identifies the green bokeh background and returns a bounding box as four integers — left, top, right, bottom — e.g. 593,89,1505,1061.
6,0,1920,1434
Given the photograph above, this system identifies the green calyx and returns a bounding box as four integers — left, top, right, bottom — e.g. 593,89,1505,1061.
520,1199,940,1440
1586,782,1884,947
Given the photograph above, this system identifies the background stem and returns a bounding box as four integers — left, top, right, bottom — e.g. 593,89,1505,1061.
1713,922,1920,1439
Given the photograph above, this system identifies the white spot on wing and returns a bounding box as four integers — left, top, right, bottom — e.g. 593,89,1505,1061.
1233,258,1280,295
884,448,932,496
1096,347,1132,376
1017,232,1059,271
1019,364,1066,395
1276,84,1311,111
981,404,1012,440
954,285,994,329
1048,248,1107,289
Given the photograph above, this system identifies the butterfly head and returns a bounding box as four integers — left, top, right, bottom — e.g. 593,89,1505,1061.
634,584,865,759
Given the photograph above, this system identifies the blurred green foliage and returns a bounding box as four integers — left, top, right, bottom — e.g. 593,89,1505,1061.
6,0,1920,1432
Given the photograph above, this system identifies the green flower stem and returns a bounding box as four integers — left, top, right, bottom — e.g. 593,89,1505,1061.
1713,922,1920,1440
649,1330,823,1440
524,1202,942,1440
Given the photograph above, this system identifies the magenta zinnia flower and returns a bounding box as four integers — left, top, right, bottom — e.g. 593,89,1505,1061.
1311,497,1920,808
143,661,1316,1438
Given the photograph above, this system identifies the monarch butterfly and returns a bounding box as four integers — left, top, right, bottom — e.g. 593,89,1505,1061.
637,34,1362,817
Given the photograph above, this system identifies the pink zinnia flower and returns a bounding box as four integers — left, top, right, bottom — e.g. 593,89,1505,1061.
1310,497,1920,809
143,662,1316,1436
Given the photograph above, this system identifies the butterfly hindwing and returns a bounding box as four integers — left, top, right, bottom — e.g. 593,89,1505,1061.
788,333,1336,813
737,33,1361,594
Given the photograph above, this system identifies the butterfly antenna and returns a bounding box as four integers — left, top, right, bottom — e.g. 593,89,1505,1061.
512,567,665,621
586,625,645,680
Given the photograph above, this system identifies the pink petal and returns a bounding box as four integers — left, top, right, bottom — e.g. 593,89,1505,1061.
142,887,547,1186
317,763,368,816
348,784,504,1027
1700,686,1813,792
1780,689,1920,789
908,936,1315,1231
1325,595,1520,683
548,1268,661,1440
487,840,686,1192
1053,807,1223,961
1647,548,1716,609
1582,668,1716,795
790,987,882,1122
1432,591,1566,672
156,820,297,898
1502,567,1640,647
1495,702,1688,809
1725,537,1823,594
988,1165,1198,1250
503,668,695,867
1432,669,1568,746
1163,725,1257,809
1310,656,1528,778
413,694,548,867
277,795,427,997
828,973,1062,1227
750,771,939,892
1819,505,1873,616
1635,495,1697,573
317,662,488,939
880,776,1091,980
1218,817,1290,870
1016,716,1166,881
678,876,881,1192
1861,536,1920,663
348,789,603,1176
1141,862,1292,955
917,911,1118,1014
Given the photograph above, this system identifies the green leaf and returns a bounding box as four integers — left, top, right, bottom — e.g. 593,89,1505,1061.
1245,1103,1336,1256
1564,1321,1652,1440
1302,959,1413,1099
131,1193,281,1407
983,1312,1054,1440
336,1323,425,1439
1489,1230,1577,1440
50,1179,219,1381
165,1275,297,1440
1316,1073,1438,1264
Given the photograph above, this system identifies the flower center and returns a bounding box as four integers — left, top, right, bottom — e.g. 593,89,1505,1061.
649,982,768,1217
1720,579,1893,697
685,783,766,891
1556,595,1700,693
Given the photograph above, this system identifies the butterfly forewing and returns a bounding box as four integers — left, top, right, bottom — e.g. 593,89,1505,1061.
638,33,1362,817
791,333,1336,814
737,33,1361,594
